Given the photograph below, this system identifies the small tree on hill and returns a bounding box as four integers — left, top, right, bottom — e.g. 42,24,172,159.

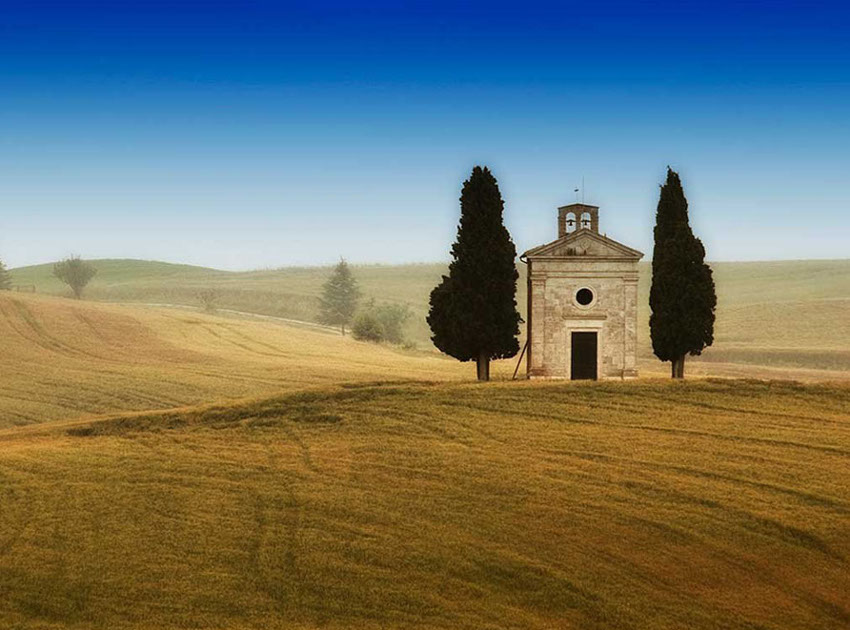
427,166,521,381
649,168,717,378
53,256,97,299
319,259,360,335
0,259,11,291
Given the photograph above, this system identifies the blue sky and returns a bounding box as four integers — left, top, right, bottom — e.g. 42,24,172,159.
1,0,849,269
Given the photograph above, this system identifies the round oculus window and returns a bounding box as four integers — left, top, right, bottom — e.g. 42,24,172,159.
576,288,594,306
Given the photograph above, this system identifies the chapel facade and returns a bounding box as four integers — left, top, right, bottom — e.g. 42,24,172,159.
521,203,643,380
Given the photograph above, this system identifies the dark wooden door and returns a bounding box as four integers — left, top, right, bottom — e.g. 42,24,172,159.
571,332,597,380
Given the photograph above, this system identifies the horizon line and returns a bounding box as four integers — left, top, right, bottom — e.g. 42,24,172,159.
9,255,850,274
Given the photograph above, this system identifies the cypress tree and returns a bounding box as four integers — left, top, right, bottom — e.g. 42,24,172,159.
427,166,521,381
649,168,717,378
318,259,360,335
0,259,11,291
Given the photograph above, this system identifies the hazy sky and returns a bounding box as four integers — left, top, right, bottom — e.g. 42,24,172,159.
2,1,849,269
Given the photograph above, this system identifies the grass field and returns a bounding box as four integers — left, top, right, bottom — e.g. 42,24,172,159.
0,292,476,427
11,257,850,375
1,378,848,629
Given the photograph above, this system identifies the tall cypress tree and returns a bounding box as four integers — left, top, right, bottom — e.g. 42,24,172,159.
318,259,360,335
649,168,717,378
427,166,521,381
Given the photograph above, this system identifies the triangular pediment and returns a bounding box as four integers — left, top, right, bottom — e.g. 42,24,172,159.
522,229,643,260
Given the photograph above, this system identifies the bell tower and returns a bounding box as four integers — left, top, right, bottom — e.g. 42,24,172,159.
558,203,599,237
523,202,643,380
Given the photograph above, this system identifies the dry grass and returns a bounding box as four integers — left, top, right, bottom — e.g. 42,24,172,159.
1,290,849,628
0,293,484,427
0,379,848,629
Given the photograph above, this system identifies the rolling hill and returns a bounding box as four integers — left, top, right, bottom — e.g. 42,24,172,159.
10,257,850,375
0,292,476,428
0,378,848,629
0,283,848,629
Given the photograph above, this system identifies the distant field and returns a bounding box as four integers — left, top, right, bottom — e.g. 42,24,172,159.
0,292,477,427
9,259,445,341
1,379,848,629
11,258,850,376
647,260,850,374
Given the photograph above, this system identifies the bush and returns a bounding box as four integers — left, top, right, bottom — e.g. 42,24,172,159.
351,312,384,342
373,303,411,344
351,299,411,345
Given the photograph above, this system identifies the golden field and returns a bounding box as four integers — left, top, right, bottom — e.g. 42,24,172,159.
0,292,473,427
1,379,848,629
0,291,848,629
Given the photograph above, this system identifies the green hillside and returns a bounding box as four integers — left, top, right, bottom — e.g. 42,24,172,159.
11,258,850,374
9,259,221,291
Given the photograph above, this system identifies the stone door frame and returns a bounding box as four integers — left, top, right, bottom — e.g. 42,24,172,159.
565,319,605,380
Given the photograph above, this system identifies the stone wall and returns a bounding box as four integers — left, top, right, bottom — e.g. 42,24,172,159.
527,259,639,379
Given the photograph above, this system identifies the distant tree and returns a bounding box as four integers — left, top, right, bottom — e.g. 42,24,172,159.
351,311,384,342
649,168,717,378
197,288,220,313
0,259,11,291
53,256,97,299
427,166,521,381
318,259,360,335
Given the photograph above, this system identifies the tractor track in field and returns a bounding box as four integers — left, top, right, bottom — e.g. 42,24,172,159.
0,299,94,361
123,302,342,334
200,323,283,358
0,464,38,565
248,439,307,614
438,398,850,458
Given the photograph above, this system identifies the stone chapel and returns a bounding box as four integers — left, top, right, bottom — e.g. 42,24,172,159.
521,203,643,380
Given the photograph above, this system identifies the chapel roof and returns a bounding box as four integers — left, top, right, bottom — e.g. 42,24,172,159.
522,228,644,261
